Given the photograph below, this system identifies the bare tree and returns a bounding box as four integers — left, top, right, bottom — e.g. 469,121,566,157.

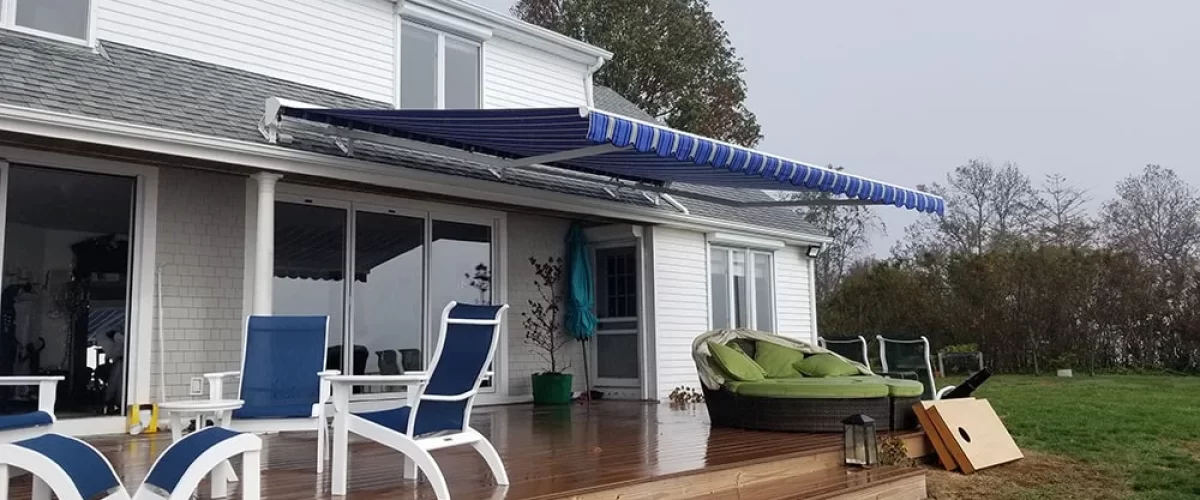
897,159,1037,256
799,200,883,303
1101,165,1200,272
1034,174,1094,247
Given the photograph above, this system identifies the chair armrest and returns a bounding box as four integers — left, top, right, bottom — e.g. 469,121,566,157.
317,370,342,378
203,371,241,382
0,376,64,386
935,385,957,400
325,374,430,386
878,371,919,381
0,376,63,414
203,371,241,402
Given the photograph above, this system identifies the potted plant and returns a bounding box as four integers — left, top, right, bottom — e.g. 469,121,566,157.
523,256,574,405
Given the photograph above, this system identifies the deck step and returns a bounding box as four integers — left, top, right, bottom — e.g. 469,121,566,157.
714,466,926,500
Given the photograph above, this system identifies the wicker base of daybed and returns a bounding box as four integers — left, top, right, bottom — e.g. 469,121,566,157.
890,396,920,431
703,386,891,433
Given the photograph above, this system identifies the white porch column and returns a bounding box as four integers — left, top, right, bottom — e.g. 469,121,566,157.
252,172,282,315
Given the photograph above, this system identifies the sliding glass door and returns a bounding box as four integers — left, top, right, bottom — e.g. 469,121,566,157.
272,195,501,397
1,165,136,418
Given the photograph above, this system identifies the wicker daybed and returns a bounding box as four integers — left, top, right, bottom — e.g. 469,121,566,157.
693,330,922,433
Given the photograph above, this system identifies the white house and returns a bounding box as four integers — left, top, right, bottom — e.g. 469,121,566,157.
0,0,940,436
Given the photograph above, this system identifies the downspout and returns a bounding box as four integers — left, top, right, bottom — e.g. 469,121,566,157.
584,56,605,107
392,0,406,108
807,249,821,346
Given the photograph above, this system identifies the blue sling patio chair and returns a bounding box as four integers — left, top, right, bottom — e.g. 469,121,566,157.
0,376,63,443
328,302,510,500
203,316,337,472
0,427,262,500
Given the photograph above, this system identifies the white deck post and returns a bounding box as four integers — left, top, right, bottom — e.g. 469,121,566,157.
251,173,282,315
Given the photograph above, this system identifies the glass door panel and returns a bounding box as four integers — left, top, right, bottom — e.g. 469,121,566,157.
273,201,348,371
352,209,425,393
2,165,135,418
429,219,493,386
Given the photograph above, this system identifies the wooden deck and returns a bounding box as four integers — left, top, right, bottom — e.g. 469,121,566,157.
4,402,928,500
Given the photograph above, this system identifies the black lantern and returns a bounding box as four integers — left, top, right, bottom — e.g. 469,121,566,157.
842,414,878,467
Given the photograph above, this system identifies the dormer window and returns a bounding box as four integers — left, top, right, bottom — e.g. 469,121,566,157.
400,22,480,109
2,0,91,43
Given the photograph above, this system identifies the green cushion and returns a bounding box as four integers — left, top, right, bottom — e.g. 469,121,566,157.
793,353,861,378
754,341,806,378
708,341,766,381
727,378,888,399
879,377,925,397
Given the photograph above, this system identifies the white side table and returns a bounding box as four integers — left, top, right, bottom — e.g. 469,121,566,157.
158,399,245,498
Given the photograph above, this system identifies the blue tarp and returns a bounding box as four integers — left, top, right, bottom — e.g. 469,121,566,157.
277,106,945,215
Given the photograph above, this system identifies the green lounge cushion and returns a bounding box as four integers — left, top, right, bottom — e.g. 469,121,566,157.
753,341,806,378
793,353,860,378
726,378,888,399
708,341,766,381
879,377,925,397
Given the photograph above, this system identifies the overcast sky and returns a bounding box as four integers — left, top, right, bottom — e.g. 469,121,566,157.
472,0,1200,254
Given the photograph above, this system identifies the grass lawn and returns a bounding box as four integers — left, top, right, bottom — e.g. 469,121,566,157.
924,374,1200,500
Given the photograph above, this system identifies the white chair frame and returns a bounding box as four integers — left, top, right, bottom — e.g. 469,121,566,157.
876,335,955,399
0,431,261,500
0,376,63,443
328,302,510,500
203,316,338,473
816,336,870,366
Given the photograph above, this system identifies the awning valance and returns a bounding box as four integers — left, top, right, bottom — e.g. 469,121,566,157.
268,104,943,215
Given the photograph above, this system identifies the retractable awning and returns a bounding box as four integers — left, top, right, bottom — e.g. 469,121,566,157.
264,102,944,215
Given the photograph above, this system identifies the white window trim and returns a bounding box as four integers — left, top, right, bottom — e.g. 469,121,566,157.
1,0,98,47
262,183,508,403
0,146,158,436
395,20,485,110
707,243,777,333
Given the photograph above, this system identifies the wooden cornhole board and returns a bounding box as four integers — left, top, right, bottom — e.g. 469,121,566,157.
912,399,967,471
926,398,1022,474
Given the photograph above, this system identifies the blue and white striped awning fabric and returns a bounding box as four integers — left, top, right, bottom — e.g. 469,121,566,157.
278,106,944,215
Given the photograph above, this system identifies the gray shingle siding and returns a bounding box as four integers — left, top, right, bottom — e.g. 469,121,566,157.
0,29,821,237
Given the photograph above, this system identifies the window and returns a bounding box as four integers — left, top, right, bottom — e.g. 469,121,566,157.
710,247,774,331
272,198,500,396
400,22,480,109
5,0,91,42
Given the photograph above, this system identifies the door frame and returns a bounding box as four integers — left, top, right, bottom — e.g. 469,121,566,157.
0,146,158,436
267,183,508,403
584,224,648,398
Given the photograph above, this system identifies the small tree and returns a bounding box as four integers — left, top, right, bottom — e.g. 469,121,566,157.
522,256,572,374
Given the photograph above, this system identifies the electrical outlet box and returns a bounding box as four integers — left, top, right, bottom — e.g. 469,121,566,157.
189,377,204,396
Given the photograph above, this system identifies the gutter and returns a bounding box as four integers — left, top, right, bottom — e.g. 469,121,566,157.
584,56,605,108
0,103,830,246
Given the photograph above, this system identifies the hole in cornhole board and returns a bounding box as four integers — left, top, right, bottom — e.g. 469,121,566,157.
958,427,971,443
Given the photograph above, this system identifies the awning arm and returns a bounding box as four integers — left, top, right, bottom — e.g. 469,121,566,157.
497,144,625,169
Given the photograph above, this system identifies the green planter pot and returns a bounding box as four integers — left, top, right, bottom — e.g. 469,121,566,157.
531,372,573,405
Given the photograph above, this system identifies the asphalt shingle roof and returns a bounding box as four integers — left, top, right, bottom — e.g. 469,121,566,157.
0,29,821,237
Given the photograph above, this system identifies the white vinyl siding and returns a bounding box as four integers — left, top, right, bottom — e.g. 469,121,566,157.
95,0,395,102
648,227,709,400
774,246,815,343
483,37,588,108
